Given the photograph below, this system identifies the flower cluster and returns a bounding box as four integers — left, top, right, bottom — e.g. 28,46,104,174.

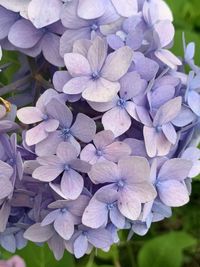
0,0,200,261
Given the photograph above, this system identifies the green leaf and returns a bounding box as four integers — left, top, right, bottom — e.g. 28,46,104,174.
138,231,197,267
1,242,75,267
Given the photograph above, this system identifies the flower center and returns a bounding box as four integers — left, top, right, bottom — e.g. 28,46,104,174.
156,126,162,133
60,208,67,214
96,149,103,157
90,23,99,31
116,179,125,190
107,202,116,210
91,71,100,80
42,114,49,121
117,98,127,109
60,128,71,140
64,164,70,171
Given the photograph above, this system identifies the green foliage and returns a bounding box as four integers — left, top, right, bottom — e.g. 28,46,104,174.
138,232,197,267
1,242,75,267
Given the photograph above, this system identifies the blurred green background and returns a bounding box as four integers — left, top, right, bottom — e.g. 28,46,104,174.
1,1,200,266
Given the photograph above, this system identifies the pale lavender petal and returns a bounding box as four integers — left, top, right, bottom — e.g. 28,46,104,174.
118,190,141,220
87,37,107,72
41,210,60,226
156,131,172,156
17,107,43,124
82,78,120,102
63,77,91,95
61,170,84,200
24,223,54,242
111,0,138,17
143,126,157,158
118,156,150,183
56,142,78,163
80,144,98,164
104,142,131,162
158,180,189,207
155,49,182,69
102,107,131,137
110,207,125,229
28,0,62,28
162,123,177,144
35,131,63,156
82,198,108,228
46,99,73,128
0,202,11,232
94,130,114,148
71,113,96,143
153,97,182,126
102,46,133,81
54,212,75,240
89,161,119,184
78,0,105,19
64,53,91,77
158,159,192,181
32,164,63,182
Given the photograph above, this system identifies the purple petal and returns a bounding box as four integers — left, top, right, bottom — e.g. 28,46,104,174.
120,71,147,99
87,228,113,249
188,90,200,116
0,202,11,232
42,33,64,67
63,77,91,95
60,28,90,56
53,71,72,92
74,234,88,258
8,19,43,49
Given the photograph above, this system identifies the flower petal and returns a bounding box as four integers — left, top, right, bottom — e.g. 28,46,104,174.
101,46,133,81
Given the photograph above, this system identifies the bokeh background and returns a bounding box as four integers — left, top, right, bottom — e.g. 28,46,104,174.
0,1,200,266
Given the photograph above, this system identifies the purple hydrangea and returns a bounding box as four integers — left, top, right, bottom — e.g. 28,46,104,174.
0,0,200,261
